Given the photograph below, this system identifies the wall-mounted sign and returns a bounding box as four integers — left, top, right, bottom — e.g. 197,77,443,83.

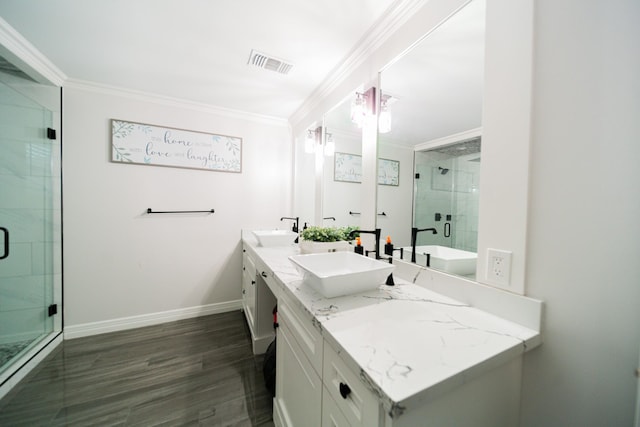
334,152,362,183
378,158,399,186
111,119,242,173
334,152,399,186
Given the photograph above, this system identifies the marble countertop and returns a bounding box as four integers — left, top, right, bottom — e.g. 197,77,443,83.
242,233,541,417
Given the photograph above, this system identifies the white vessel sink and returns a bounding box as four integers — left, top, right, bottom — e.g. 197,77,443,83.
405,245,476,275
289,252,395,298
252,230,298,247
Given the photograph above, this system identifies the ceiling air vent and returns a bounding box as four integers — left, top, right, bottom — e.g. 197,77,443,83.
247,49,294,75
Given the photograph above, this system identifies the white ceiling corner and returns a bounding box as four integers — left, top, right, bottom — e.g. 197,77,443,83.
0,16,66,86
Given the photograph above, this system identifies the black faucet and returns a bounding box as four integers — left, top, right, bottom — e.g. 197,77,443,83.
280,217,299,233
281,216,299,243
411,227,437,263
348,228,381,259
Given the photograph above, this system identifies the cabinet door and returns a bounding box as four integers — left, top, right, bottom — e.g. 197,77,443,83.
242,252,257,331
278,295,323,373
274,318,322,427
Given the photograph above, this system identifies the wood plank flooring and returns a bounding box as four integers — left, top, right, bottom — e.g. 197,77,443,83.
0,311,275,426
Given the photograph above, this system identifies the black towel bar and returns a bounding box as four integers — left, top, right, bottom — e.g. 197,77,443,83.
147,208,215,214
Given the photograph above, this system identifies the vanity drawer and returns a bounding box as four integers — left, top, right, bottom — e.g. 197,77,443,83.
322,386,350,427
278,294,323,375
323,343,380,427
254,257,281,298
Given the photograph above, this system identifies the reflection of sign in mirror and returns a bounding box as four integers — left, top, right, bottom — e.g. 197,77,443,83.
378,158,399,186
111,119,242,172
334,153,400,185
334,152,362,183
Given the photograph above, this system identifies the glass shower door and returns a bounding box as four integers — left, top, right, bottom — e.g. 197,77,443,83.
0,73,61,383
413,138,481,252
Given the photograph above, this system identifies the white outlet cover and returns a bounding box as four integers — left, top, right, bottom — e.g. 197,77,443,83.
486,248,512,287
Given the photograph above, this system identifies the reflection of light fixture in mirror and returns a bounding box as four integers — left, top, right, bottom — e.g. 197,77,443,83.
324,133,335,157
350,87,376,128
305,129,315,154
378,96,392,133
350,92,365,127
305,127,323,154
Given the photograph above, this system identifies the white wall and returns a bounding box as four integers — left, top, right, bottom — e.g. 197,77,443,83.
63,85,292,330
520,0,640,425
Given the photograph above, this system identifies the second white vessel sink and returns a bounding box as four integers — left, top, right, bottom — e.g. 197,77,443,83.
405,245,476,275
289,251,395,298
252,229,298,247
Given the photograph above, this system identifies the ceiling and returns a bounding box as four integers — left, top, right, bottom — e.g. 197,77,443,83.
0,0,397,118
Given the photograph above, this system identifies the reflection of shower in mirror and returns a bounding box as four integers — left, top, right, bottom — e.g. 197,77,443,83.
438,166,449,175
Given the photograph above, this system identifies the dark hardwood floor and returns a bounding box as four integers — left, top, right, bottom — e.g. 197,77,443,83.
0,311,275,426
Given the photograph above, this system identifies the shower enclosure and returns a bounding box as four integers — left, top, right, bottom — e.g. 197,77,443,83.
0,58,62,390
413,137,481,253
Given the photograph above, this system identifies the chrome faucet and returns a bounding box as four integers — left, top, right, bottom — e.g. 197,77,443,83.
348,228,381,259
411,227,437,263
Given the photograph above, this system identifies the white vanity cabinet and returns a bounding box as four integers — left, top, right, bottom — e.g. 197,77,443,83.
274,293,380,427
240,235,541,427
241,245,276,354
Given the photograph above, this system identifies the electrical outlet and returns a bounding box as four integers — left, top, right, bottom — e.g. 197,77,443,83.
486,249,512,286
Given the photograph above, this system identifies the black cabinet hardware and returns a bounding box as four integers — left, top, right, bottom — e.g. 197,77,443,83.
339,382,351,399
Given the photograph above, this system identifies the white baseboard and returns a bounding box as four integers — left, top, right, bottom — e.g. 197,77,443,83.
63,300,243,340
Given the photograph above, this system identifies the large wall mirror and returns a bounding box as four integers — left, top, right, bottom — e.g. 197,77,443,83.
378,0,486,279
293,122,320,228
322,92,363,228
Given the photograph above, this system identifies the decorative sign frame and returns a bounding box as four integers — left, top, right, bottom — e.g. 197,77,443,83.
378,158,400,186
334,152,400,185
334,152,362,183
111,119,242,173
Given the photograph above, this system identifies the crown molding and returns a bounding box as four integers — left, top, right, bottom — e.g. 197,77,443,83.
414,127,482,152
64,78,290,127
0,16,67,86
289,0,427,127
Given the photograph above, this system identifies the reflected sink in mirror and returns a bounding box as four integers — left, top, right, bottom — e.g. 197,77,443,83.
289,252,395,298
252,230,298,247
402,245,477,276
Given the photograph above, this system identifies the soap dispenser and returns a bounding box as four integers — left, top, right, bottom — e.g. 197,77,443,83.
384,235,394,256
354,237,364,255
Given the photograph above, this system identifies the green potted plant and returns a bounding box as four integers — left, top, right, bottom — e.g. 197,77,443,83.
299,225,359,254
